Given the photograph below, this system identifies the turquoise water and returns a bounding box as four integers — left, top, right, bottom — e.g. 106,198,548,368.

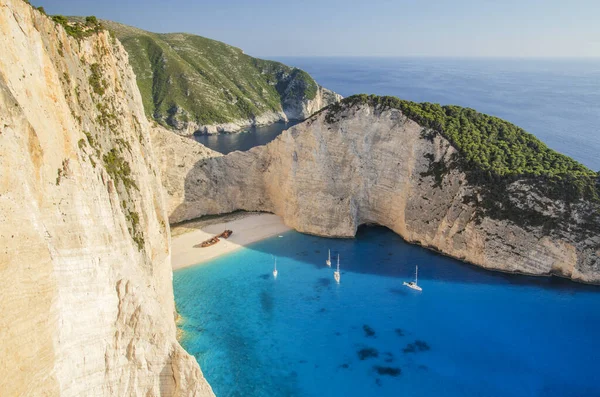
174,227,600,397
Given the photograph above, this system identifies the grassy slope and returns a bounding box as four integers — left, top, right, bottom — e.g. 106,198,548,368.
102,21,318,127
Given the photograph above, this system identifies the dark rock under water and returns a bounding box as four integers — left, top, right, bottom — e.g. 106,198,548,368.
357,347,379,360
374,366,401,377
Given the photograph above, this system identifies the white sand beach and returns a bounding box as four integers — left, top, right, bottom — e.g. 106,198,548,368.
171,212,291,270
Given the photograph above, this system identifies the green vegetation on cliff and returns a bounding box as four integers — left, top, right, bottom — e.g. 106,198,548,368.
334,95,595,177
327,94,599,203
52,15,103,39
100,21,320,129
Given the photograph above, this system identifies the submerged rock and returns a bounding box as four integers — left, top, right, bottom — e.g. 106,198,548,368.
357,347,379,360
403,340,431,353
363,324,376,337
383,352,395,363
373,366,402,377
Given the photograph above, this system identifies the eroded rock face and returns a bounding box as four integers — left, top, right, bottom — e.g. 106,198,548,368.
164,104,600,284
151,125,221,216
282,86,342,122
0,1,213,395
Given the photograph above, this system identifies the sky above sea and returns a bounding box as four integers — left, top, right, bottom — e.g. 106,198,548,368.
34,0,600,58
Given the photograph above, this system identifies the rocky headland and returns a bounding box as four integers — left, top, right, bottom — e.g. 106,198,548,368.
102,20,342,135
161,95,600,284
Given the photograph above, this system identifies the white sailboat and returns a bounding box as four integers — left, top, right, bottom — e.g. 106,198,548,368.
326,249,331,267
334,254,341,283
403,265,422,291
273,257,278,279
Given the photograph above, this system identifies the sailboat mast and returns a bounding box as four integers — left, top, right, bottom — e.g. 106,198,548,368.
415,266,418,284
337,254,340,271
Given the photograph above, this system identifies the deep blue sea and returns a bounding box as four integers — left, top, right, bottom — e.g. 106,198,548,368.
175,227,600,397
178,58,600,396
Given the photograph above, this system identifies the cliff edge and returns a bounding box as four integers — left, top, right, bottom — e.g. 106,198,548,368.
163,95,600,284
0,1,213,395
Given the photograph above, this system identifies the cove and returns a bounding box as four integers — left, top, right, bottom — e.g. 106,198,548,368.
193,120,301,154
174,226,600,397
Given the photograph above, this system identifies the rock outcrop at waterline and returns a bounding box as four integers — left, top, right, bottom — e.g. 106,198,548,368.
0,1,213,395
164,97,600,284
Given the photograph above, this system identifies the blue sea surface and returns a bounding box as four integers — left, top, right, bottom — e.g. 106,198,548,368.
174,227,600,397
193,120,301,155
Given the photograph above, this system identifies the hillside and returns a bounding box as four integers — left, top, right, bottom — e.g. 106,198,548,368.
100,20,340,134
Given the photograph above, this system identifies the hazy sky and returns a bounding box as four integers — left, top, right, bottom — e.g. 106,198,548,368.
34,0,600,58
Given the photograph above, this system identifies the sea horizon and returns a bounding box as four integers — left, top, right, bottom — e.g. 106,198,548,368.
262,55,600,61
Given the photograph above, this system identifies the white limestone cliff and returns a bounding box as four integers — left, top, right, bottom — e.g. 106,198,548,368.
162,103,600,284
0,1,213,395
282,85,342,121
151,124,221,212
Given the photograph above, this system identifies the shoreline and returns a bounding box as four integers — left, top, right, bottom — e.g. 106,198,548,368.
170,213,600,286
171,212,291,270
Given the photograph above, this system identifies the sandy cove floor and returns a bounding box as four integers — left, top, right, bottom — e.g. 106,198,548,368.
171,212,291,270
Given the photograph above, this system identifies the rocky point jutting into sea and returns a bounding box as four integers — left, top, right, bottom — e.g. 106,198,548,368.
101,20,342,135
160,96,600,284
0,1,212,395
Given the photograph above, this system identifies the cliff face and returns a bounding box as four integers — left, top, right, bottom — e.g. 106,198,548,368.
0,1,212,395
281,85,342,122
151,124,222,213
165,103,600,284
103,20,341,135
